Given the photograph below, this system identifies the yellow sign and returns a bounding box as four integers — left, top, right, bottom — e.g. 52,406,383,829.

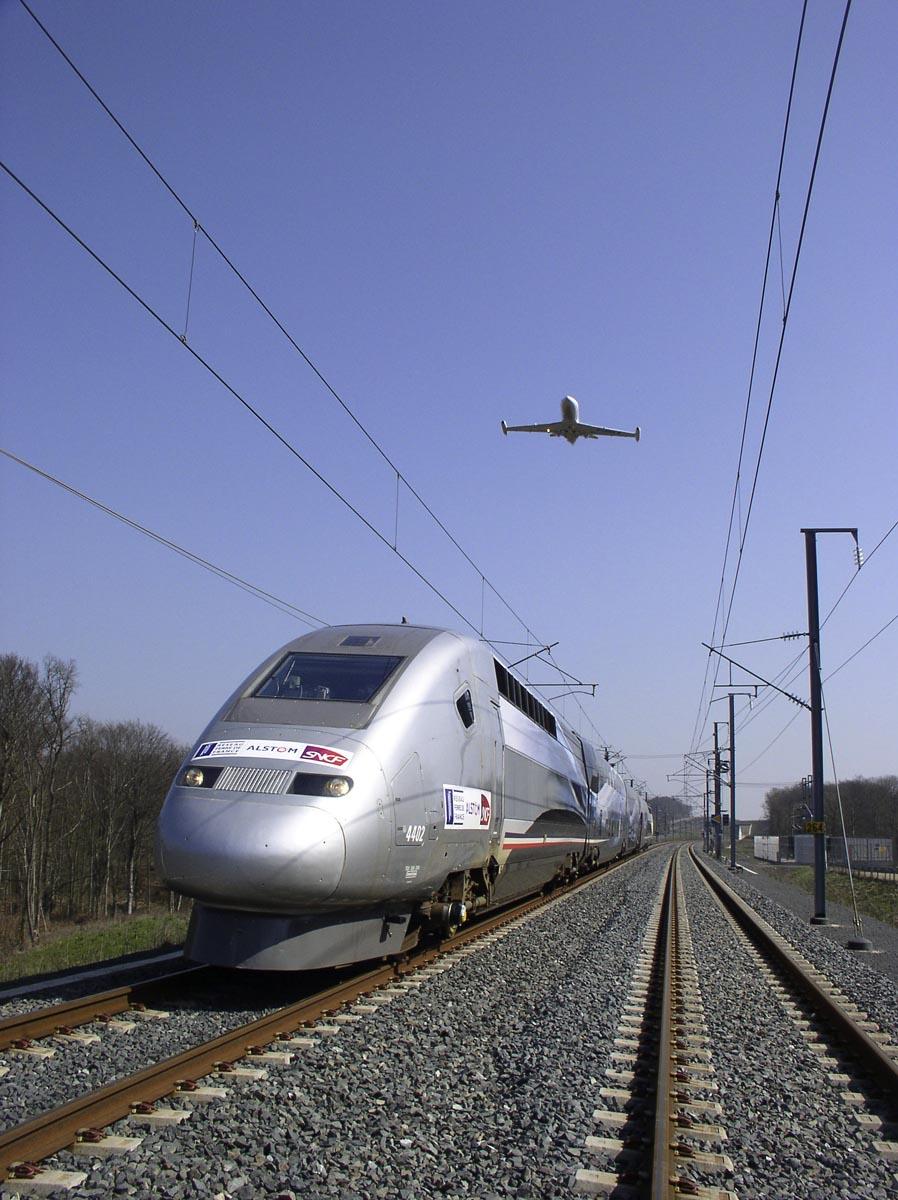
804,820,826,834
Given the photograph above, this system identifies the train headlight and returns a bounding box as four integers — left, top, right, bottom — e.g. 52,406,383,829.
184,767,205,787
323,776,352,798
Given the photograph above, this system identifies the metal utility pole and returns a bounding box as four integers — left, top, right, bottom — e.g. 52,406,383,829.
713,722,725,860
728,692,737,869
801,526,860,925
704,768,711,853
711,691,756,870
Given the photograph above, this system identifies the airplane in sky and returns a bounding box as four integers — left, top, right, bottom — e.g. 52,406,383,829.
501,395,641,446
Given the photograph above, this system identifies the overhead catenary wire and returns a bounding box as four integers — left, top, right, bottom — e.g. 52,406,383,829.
9,4,629,766
701,0,853,746
1,447,327,628
1,155,613,749
690,0,853,757
1,438,658,773
712,0,853,704
738,608,898,773
689,0,809,755
716,512,898,748
0,157,492,643
15,0,535,649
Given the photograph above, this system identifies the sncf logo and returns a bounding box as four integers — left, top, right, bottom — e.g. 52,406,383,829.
301,745,349,767
480,793,491,826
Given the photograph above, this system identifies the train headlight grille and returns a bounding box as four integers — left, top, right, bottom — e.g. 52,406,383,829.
214,766,294,795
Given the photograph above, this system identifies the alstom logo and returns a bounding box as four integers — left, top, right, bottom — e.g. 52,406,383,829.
301,745,350,767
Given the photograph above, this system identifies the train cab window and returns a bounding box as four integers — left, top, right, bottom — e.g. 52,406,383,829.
253,652,403,703
455,689,475,729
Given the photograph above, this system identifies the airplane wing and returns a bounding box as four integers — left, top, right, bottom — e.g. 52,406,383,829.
501,420,565,435
577,423,641,441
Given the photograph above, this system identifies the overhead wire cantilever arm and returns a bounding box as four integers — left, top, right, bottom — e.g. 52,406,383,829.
507,643,559,670
702,643,809,709
538,687,597,701
529,655,586,684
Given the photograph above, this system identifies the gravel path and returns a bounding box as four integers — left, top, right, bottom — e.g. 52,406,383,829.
682,851,898,1200
0,850,672,1200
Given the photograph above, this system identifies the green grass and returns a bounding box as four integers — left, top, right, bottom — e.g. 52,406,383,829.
743,850,898,928
0,913,189,984
785,864,897,928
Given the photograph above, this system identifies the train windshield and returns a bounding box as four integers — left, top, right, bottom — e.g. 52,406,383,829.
252,652,403,703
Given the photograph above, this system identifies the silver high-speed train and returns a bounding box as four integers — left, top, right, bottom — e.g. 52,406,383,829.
157,624,652,970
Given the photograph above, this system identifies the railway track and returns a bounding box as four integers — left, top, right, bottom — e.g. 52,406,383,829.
0,965,208,1054
689,847,898,1170
575,846,898,1198
0,848,650,1189
575,846,734,1199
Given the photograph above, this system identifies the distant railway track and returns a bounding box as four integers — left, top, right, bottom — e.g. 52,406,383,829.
0,847,650,1184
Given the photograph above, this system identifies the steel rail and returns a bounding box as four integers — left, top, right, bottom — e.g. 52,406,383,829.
689,846,898,1098
0,963,396,1177
650,854,677,1199
0,966,206,1052
0,848,652,1178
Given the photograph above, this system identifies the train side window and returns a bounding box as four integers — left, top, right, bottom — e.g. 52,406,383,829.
455,689,475,729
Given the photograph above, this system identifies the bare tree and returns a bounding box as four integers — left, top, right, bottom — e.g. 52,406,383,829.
3,656,78,943
764,776,898,839
0,652,189,949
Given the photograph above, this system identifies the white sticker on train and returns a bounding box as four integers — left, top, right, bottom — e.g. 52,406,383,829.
443,785,492,829
193,739,353,766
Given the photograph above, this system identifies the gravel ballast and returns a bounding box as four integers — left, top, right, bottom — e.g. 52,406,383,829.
683,851,898,1200
5,845,895,1199
1,850,672,1200
699,852,898,1042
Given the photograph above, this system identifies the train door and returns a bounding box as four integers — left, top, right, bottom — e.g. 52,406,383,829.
569,731,592,856
391,753,427,848
483,697,504,851
579,737,601,846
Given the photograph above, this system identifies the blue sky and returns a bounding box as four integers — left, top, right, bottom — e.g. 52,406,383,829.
2,1,895,818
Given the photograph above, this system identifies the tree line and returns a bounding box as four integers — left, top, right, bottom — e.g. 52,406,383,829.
0,652,188,952
763,776,898,839
647,793,693,835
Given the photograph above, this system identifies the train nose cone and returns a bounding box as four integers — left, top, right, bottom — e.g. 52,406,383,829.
157,794,346,908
